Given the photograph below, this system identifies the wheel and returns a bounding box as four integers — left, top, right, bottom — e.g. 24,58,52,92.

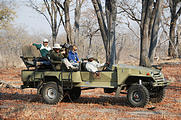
41,82,63,104
150,87,165,103
127,84,149,107
63,87,81,101
70,87,81,100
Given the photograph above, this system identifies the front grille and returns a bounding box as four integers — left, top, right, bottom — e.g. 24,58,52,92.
152,72,169,86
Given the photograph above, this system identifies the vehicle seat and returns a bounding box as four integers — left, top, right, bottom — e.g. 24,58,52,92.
80,59,88,71
20,45,41,69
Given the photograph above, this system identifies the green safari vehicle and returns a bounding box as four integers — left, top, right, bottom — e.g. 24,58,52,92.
20,46,170,107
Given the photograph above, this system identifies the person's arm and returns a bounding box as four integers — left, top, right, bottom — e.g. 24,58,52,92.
86,62,97,72
75,53,79,62
95,61,105,68
32,43,41,49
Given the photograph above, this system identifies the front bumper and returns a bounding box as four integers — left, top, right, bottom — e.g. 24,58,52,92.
152,79,170,87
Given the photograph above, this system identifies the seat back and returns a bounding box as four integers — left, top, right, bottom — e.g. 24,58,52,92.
22,45,41,57
21,45,41,69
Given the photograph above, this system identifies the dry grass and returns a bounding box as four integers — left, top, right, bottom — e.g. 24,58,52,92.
0,65,181,120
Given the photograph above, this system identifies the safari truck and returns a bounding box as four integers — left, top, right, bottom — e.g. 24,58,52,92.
20,45,170,107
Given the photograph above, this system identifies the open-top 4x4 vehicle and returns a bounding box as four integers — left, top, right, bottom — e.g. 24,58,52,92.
20,45,169,107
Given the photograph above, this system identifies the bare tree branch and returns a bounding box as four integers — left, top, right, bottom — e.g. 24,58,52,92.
28,0,51,26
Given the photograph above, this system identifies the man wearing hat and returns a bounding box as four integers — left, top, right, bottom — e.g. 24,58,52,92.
32,39,51,57
48,44,78,70
86,55,106,73
48,43,64,61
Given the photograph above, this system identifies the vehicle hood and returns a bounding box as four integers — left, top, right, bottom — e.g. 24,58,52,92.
113,64,160,73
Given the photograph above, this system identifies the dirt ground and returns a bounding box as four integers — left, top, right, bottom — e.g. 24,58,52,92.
0,64,181,120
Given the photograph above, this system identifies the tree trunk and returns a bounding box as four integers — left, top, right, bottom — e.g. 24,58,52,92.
91,0,108,56
92,0,117,67
52,32,57,45
105,0,117,66
168,18,177,57
140,0,152,67
74,0,82,45
51,0,58,45
88,35,92,55
148,0,162,64
177,25,181,57
140,0,162,67
64,0,72,44
168,0,181,57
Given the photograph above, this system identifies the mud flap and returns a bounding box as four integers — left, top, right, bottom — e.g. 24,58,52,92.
115,86,122,97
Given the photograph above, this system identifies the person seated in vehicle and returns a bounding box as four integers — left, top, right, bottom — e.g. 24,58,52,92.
31,39,51,57
48,44,78,71
86,55,107,75
68,45,79,67
61,43,70,58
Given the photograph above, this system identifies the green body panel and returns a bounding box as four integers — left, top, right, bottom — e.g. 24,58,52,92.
76,71,117,88
22,70,82,83
21,64,169,89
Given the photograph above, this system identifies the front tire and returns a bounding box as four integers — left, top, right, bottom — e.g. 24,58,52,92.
150,87,165,103
41,82,63,104
127,84,149,107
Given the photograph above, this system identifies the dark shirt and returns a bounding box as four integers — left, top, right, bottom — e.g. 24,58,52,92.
32,43,51,57
48,50,64,61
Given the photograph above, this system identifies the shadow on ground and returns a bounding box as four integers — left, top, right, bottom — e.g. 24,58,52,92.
0,92,129,106
63,95,129,106
0,92,42,103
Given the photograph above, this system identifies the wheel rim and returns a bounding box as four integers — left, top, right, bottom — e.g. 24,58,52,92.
47,88,57,99
132,91,142,102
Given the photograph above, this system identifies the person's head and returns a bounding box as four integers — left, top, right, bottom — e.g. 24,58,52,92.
87,55,94,62
53,44,62,53
43,39,49,47
69,45,73,51
73,45,77,52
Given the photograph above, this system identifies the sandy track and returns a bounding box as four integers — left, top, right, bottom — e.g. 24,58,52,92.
0,66,181,120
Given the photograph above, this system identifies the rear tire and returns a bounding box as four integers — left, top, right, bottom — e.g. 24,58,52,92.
127,84,149,107
41,82,63,104
63,87,81,101
70,87,81,100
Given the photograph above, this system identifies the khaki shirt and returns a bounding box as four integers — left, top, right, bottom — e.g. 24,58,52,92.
86,61,105,72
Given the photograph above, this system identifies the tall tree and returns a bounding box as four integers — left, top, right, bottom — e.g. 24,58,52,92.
177,24,181,57
168,0,181,57
29,0,61,45
74,0,84,45
118,0,163,66
91,0,117,67
29,0,74,45
63,0,72,44
140,0,162,67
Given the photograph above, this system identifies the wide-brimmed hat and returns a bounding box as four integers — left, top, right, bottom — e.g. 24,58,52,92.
87,55,94,59
43,39,49,43
53,44,62,49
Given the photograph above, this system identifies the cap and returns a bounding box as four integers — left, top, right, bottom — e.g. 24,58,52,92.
87,55,94,59
43,39,49,43
53,44,62,49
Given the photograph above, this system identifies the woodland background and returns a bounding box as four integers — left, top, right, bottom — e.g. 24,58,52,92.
0,0,181,119
0,0,181,67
